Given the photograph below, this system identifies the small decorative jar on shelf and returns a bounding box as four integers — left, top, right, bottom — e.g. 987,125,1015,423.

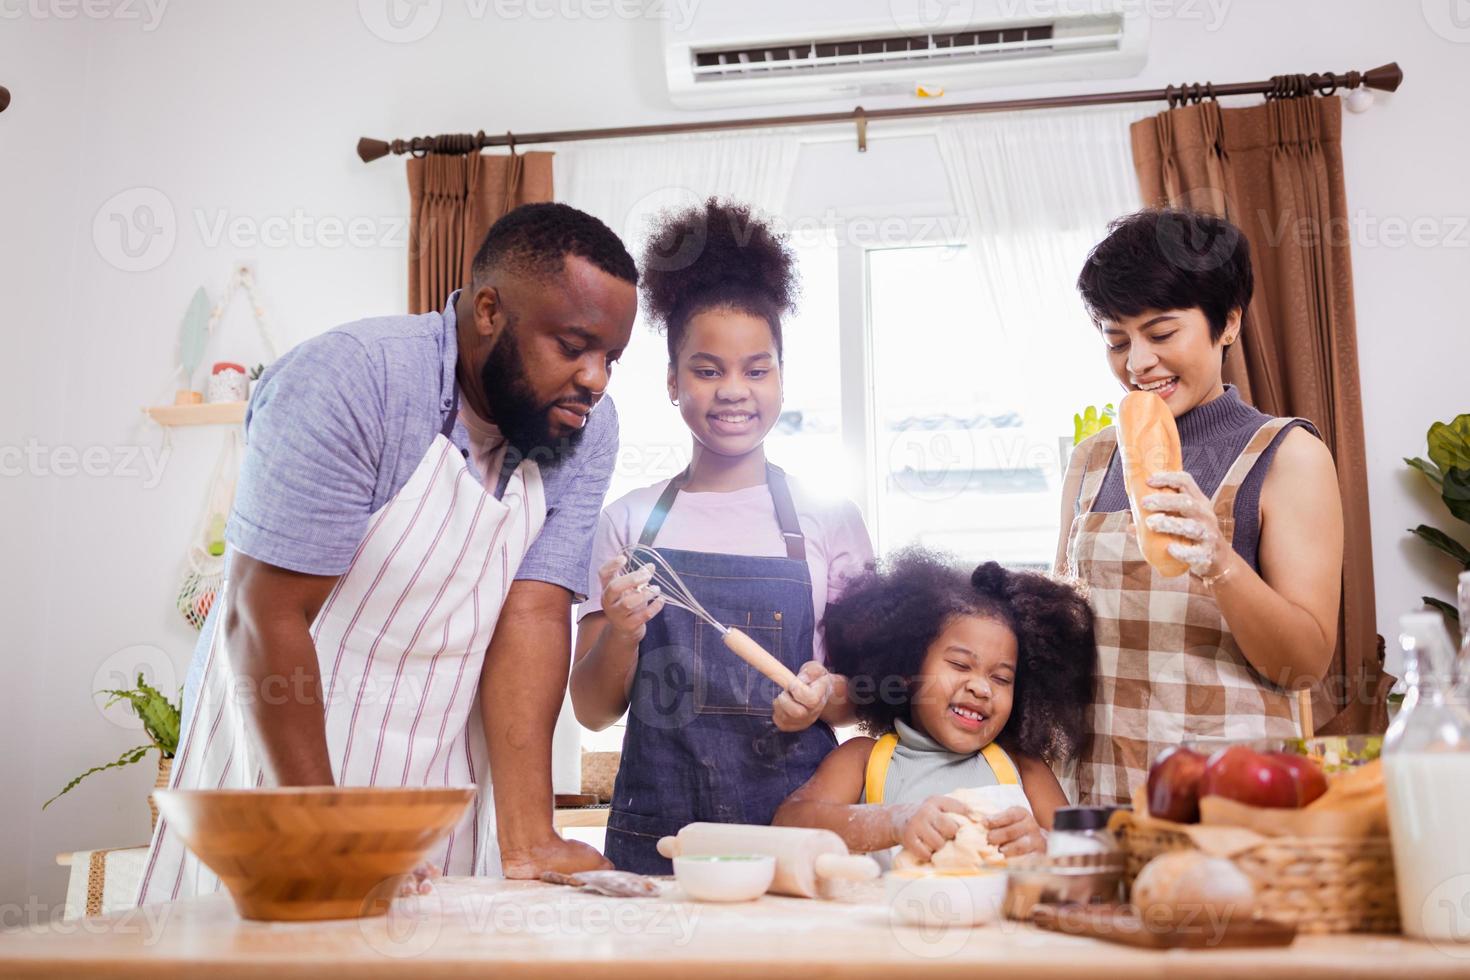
207,362,249,403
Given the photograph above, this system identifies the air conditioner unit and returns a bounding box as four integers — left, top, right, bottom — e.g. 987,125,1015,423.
663,0,1149,110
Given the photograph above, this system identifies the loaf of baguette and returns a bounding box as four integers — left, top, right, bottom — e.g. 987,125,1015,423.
1117,391,1191,577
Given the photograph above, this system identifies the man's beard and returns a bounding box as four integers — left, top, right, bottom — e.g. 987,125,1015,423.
479,327,590,463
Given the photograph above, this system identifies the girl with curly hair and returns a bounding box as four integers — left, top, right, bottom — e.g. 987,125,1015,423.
774,550,1095,862
570,199,874,873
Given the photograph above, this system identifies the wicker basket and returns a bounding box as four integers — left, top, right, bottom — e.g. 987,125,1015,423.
580,750,620,803
1111,810,1399,934
149,754,173,832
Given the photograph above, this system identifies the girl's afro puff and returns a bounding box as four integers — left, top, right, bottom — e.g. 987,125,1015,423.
639,197,797,363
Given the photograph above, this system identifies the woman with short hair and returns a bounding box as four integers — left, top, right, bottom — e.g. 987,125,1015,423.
1058,208,1345,807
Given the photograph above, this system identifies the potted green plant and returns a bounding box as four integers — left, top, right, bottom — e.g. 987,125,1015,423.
1404,413,1470,636
44,674,181,830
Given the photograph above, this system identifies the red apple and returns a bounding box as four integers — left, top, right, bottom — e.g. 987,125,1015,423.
1147,746,1208,823
1267,752,1328,806
1201,746,1299,809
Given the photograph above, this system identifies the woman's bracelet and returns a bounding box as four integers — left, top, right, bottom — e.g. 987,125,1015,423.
1195,558,1235,590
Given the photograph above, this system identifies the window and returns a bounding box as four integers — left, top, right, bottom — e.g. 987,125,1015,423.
865,244,1116,566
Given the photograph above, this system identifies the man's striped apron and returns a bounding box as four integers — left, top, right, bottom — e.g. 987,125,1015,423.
136,432,544,905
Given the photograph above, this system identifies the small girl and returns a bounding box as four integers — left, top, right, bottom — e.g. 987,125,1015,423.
774,551,1096,862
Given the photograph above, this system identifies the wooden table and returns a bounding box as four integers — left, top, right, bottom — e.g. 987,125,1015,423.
1,877,1465,979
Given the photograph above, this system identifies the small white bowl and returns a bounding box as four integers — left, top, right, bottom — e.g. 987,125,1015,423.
673,854,776,903
885,869,1008,928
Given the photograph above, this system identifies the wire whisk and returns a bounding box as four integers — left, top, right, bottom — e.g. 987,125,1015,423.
619,544,799,691
621,544,725,633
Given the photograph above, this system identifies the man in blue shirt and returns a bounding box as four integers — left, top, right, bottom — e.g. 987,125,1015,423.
141,204,638,903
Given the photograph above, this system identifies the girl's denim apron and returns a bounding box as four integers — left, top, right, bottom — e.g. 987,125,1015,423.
603,464,838,874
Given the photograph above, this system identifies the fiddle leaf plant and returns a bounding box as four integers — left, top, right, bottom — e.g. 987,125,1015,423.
1405,413,1470,636
43,674,180,811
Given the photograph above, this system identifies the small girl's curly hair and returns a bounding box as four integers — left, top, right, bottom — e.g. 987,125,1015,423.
639,197,798,364
824,548,1096,764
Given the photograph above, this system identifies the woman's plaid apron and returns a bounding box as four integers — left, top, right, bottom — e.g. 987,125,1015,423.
1060,419,1300,806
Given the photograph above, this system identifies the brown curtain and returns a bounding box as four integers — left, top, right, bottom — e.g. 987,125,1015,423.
406,150,555,314
1130,95,1387,734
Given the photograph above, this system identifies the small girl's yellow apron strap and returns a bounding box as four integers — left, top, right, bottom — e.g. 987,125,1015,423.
982,742,1021,786
864,733,900,804
866,734,1020,803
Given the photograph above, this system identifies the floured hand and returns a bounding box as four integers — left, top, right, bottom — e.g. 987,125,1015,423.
983,806,1046,858
1142,470,1228,577
598,556,666,642
893,785,1033,870
890,794,970,864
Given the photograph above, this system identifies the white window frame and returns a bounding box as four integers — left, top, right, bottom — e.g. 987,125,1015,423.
830,218,970,548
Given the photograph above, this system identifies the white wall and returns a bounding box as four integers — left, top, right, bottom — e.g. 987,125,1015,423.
0,11,94,928
2,0,1465,914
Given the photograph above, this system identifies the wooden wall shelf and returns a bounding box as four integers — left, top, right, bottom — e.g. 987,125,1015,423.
144,402,247,427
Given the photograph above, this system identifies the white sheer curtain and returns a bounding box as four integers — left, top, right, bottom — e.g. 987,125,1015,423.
936,106,1151,415
934,107,1147,799
557,130,801,262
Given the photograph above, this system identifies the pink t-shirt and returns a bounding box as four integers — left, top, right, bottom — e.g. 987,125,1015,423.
578,477,874,665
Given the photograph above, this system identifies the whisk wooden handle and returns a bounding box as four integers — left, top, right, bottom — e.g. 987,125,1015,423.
722,628,799,691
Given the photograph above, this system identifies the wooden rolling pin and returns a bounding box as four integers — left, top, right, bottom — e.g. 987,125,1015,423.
657,823,879,899
722,627,799,691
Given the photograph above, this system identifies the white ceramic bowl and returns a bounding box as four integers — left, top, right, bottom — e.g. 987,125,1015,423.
885,869,1008,928
673,854,776,903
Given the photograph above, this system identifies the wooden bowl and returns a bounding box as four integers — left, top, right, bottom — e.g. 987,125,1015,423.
154,786,473,921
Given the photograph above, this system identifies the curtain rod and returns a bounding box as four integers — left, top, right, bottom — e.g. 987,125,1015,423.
358,62,1401,163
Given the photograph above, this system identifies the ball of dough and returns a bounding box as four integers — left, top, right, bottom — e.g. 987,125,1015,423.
893,785,1030,871
1131,852,1257,921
